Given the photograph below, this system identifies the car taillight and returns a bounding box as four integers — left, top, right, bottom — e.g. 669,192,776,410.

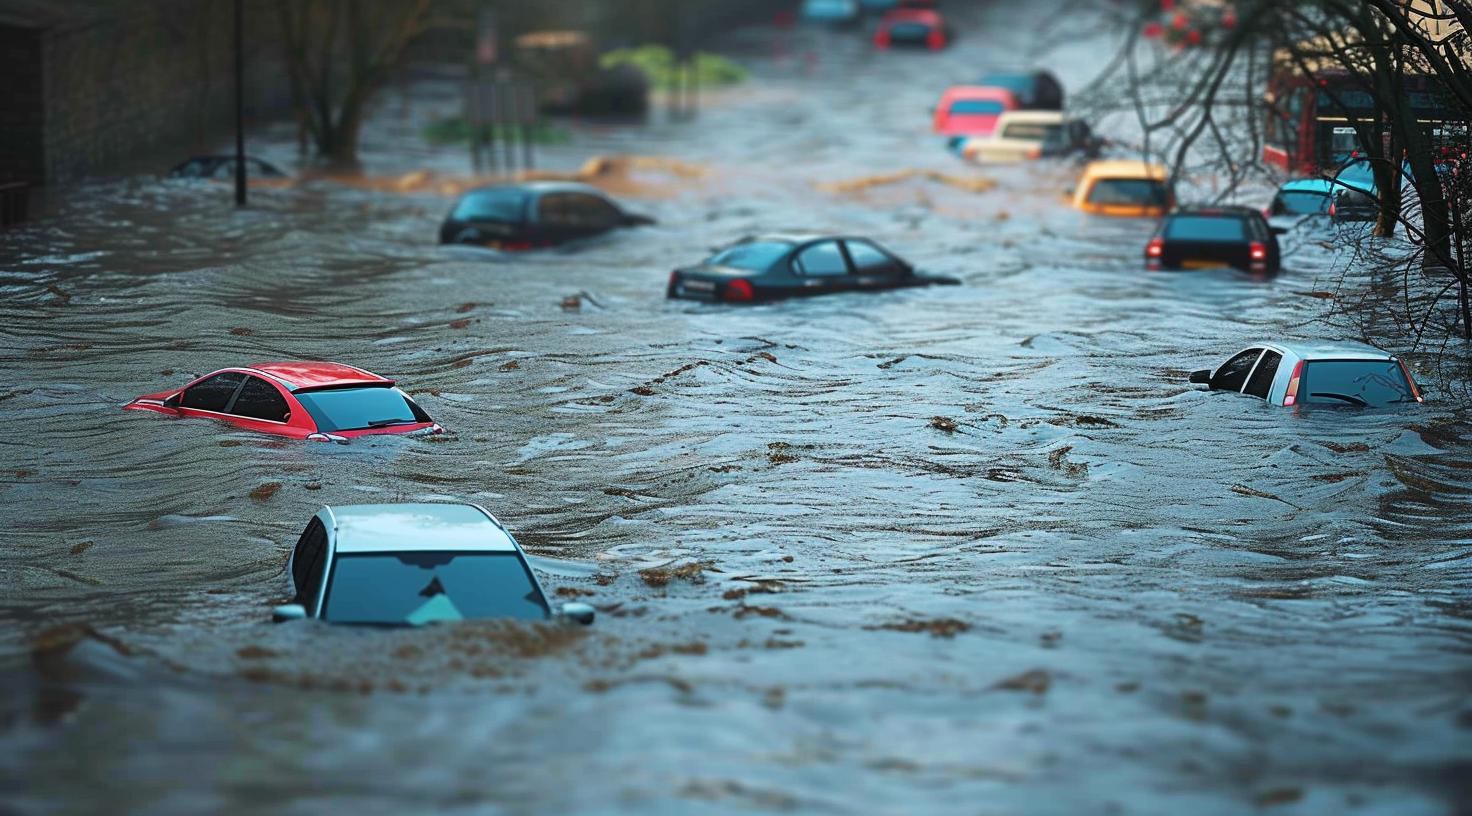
1027,147,1043,160
874,30,890,48
1146,237,1164,258
723,279,755,302
1249,242,1267,261
501,241,534,251
1283,359,1305,406
1328,202,1337,217
1398,359,1424,403
927,30,945,50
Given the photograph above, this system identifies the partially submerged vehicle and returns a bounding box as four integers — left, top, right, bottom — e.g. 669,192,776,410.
875,7,950,49
1145,206,1281,274
801,0,861,25
124,362,441,442
932,86,1019,136
957,111,1098,163
439,182,654,250
169,155,286,180
1071,160,1174,217
1189,342,1423,408
974,71,1064,110
667,234,958,303
273,503,596,627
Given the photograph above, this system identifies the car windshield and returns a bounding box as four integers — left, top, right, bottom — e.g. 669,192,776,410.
1275,191,1331,215
322,552,549,625
294,385,431,432
1301,360,1415,407
1000,122,1061,142
949,100,1004,116
1164,215,1248,241
1087,178,1168,207
889,22,932,38
451,189,528,223
706,241,793,271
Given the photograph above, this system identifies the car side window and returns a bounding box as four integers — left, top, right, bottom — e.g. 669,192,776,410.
793,241,849,277
1212,349,1263,392
181,372,245,412
536,193,572,226
845,240,905,274
290,517,326,593
1243,351,1282,399
230,376,290,422
570,193,625,230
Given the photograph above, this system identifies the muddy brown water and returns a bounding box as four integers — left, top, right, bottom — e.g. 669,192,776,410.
2,3,1470,814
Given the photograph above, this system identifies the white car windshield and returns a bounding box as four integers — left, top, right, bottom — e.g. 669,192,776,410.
322,552,548,625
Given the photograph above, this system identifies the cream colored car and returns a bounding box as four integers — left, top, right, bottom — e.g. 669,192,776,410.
958,111,1097,164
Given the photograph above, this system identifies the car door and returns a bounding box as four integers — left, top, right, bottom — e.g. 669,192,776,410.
177,372,246,421
1211,348,1265,393
843,239,908,288
224,375,296,434
1242,349,1283,400
791,240,853,294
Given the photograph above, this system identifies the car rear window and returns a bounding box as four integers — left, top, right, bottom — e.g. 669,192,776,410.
1000,122,1060,141
451,189,529,223
1301,360,1415,407
1087,178,1168,207
294,385,432,432
1163,215,1249,241
889,22,932,38
949,100,1004,116
1274,191,1331,215
706,241,793,271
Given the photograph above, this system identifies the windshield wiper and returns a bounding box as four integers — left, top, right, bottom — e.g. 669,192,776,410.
366,418,418,427
1309,392,1370,407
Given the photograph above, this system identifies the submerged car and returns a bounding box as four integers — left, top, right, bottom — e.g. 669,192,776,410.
273,502,596,627
875,8,950,49
1145,206,1280,274
667,234,959,303
169,155,286,180
801,0,861,25
974,71,1064,110
124,361,441,442
1071,160,1174,217
1266,178,1332,231
1189,342,1423,408
439,182,654,250
958,111,1098,163
932,86,1018,136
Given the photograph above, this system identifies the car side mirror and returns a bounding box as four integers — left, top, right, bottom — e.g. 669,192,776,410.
272,603,307,623
559,601,595,626
1189,369,1212,385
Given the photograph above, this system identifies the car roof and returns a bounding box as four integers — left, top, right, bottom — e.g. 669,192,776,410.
462,181,607,198
886,8,940,22
995,110,1067,124
326,503,518,553
1082,159,1169,180
1279,178,1335,194
1170,205,1261,218
247,361,391,391
1259,341,1396,361
941,85,1018,102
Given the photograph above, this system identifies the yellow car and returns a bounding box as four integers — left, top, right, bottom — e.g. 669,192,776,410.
1071,160,1174,217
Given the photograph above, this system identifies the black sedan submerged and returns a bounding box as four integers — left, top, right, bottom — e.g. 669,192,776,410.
1145,205,1281,274
667,234,959,303
440,181,654,250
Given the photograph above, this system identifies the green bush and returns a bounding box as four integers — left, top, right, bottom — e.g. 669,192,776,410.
600,45,748,90
422,118,571,146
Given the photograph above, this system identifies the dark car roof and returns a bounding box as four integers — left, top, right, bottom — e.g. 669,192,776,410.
463,181,610,198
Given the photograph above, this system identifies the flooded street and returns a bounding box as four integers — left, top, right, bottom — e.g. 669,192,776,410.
2,2,1470,814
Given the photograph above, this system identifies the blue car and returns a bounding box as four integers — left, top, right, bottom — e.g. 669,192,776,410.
801,0,861,25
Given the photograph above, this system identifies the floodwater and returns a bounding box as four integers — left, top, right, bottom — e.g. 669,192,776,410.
2,2,1470,814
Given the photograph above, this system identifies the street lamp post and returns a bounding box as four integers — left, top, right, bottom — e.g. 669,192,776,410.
234,0,247,207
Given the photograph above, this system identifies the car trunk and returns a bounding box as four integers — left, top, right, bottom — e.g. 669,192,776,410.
1161,239,1250,270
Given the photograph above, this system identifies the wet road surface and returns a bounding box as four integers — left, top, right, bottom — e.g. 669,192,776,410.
2,2,1470,814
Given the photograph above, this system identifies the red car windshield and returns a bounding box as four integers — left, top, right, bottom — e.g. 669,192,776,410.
293,385,431,432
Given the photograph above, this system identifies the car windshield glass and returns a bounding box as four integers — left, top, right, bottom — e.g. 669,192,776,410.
706,241,793,271
323,552,548,625
1277,192,1330,214
293,385,430,432
452,189,528,223
1164,215,1248,241
949,100,1004,115
1302,360,1415,407
1000,122,1060,141
889,22,931,37
1087,178,1168,206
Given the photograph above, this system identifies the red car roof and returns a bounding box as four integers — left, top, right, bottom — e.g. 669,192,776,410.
247,361,391,391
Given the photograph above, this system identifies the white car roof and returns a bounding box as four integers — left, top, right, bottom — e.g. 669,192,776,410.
325,503,517,554
1263,341,1396,361
994,111,1068,125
